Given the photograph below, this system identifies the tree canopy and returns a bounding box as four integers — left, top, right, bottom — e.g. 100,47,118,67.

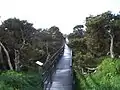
0,18,64,71
68,11,120,72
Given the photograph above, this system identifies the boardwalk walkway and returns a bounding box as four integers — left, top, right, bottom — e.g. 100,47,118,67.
48,44,73,90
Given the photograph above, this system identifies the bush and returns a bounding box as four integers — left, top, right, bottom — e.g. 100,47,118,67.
76,57,120,90
0,71,42,90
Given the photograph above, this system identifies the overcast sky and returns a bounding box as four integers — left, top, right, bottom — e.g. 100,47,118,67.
0,0,120,34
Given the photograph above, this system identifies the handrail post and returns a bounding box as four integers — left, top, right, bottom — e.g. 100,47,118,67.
50,70,52,85
42,68,44,90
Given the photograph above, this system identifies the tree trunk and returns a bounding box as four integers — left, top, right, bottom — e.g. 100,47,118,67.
110,34,114,58
0,42,13,70
14,49,20,71
0,46,6,70
20,28,26,50
46,41,48,55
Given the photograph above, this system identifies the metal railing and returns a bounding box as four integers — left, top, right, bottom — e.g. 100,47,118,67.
42,44,65,90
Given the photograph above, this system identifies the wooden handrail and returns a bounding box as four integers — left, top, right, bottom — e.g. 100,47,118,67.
43,45,64,70
42,44,65,89
43,45,63,67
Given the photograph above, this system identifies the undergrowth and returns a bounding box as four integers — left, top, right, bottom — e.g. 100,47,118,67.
75,57,120,90
0,71,42,90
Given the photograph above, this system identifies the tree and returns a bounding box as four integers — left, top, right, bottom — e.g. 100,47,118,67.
68,11,120,73
73,25,84,38
85,11,113,57
0,18,37,71
0,42,13,70
0,18,64,71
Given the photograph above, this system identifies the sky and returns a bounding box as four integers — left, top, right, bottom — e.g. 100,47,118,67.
0,0,120,34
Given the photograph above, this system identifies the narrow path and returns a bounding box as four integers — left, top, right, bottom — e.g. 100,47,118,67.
49,44,73,90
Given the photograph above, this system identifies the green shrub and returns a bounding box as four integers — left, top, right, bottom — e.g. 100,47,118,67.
76,57,120,90
0,71,42,90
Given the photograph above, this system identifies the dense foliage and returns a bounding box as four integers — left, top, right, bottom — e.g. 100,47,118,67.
0,18,64,89
68,11,120,90
0,71,42,90
68,11,120,72
77,57,120,90
0,18,64,71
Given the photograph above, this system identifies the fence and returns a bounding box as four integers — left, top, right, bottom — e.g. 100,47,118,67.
42,44,65,90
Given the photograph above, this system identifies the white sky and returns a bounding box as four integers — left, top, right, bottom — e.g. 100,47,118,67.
0,0,120,34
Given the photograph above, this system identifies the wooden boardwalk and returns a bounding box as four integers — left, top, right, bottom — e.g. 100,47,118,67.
47,44,73,90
